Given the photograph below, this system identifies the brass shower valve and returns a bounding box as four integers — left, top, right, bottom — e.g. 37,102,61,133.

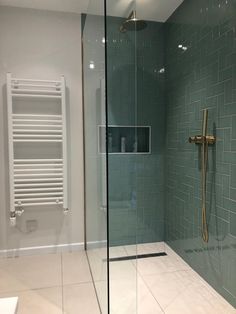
188,135,216,145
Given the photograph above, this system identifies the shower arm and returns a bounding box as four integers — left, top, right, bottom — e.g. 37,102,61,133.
127,11,135,20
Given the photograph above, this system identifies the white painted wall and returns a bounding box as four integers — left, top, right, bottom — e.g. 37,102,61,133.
0,6,84,252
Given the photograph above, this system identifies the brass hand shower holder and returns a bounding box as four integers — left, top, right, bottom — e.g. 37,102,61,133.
189,109,216,243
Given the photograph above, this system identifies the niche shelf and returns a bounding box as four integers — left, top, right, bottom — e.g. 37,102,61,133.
7,73,68,222
99,125,151,154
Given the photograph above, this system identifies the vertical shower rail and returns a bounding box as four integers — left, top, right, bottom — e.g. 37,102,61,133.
6,73,68,225
188,109,216,242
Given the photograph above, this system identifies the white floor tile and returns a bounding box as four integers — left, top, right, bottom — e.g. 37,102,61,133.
62,251,92,285
164,281,236,314
109,246,127,258
63,283,100,314
0,254,62,293
86,248,108,282
124,242,165,256
110,260,137,281
142,270,194,309
0,287,63,314
137,276,163,314
94,281,108,314
109,274,164,314
110,278,137,314
135,254,190,276
108,260,139,313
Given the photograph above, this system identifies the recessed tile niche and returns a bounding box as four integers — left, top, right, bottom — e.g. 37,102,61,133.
99,126,151,154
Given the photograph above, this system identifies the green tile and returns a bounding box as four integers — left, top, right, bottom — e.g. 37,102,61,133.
230,212,236,237
164,0,236,307
231,165,236,188
232,116,236,139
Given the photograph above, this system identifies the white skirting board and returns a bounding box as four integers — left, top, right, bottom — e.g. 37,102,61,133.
0,240,107,258
0,242,84,258
86,240,107,250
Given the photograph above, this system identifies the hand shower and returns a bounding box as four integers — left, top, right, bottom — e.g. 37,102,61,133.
189,109,216,243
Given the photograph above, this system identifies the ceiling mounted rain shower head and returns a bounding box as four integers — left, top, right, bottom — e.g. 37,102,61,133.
120,11,147,33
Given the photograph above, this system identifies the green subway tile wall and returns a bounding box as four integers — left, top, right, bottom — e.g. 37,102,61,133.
165,0,236,307
107,17,165,246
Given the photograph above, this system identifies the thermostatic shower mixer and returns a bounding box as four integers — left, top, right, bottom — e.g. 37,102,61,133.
188,135,216,145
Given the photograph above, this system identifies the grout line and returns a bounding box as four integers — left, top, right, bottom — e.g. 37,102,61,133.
133,244,193,312
139,264,195,313
140,243,236,312
137,268,193,278
62,281,94,287
123,245,133,256
160,278,194,313
138,272,165,313
0,285,63,296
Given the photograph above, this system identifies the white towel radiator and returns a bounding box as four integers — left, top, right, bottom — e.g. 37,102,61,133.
7,73,68,226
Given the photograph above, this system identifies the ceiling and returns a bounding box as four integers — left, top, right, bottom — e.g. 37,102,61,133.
0,0,184,22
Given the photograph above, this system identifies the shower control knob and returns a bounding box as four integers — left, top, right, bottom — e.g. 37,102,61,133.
188,135,203,144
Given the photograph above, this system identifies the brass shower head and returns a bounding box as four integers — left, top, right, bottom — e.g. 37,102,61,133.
120,11,147,33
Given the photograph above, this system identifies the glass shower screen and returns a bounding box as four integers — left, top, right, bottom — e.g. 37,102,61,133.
82,0,109,312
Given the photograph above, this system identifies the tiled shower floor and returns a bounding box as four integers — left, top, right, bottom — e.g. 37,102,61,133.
0,244,235,314
90,243,236,314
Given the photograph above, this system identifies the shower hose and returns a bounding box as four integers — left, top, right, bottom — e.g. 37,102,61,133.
202,139,209,243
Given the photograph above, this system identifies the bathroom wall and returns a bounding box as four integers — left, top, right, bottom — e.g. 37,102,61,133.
0,6,84,253
107,17,165,246
165,0,236,306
